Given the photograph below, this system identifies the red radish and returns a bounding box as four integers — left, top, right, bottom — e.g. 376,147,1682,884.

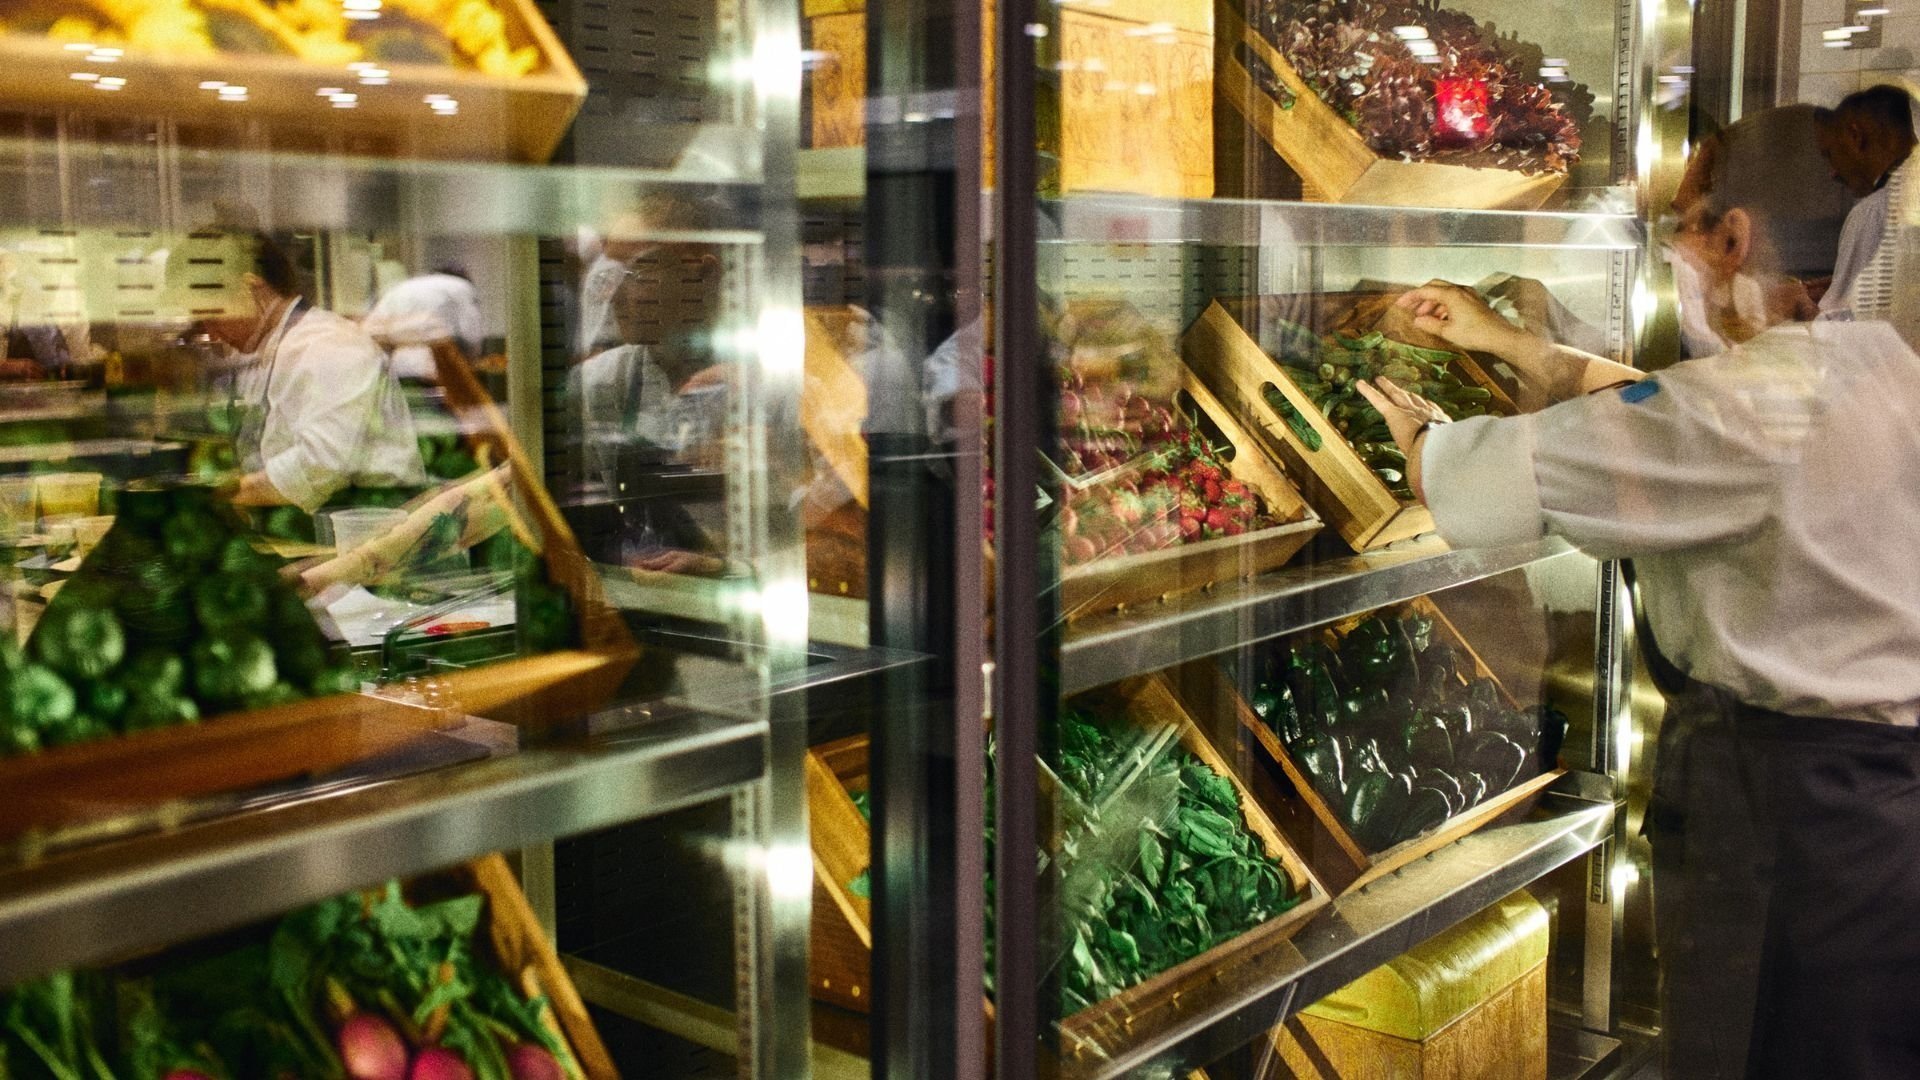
339,1014,409,1080
505,1044,566,1080
408,1048,475,1080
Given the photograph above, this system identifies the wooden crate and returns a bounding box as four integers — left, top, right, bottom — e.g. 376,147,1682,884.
806,674,1328,1047
802,306,872,599
807,0,1213,197
0,343,637,847
1263,890,1548,1080
1213,0,1564,211
1188,597,1565,895
1183,296,1513,552
0,0,584,164
464,854,621,1080
1057,355,1322,619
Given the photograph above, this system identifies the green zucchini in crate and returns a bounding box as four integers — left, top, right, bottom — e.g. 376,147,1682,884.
1216,598,1568,890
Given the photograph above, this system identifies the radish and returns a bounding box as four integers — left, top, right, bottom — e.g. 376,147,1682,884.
505,1044,566,1080
408,1047,476,1080
339,1013,410,1080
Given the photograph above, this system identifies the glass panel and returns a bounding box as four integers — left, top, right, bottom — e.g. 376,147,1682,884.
0,0,813,1072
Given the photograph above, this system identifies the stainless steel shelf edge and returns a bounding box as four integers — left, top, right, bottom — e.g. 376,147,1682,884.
1014,193,1641,249
1062,536,1580,694
0,713,766,986
0,137,769,237
1071,777,1615,1079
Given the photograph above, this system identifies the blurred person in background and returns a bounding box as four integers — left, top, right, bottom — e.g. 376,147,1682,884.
1815,85,1917,320
0,250,73,377
1358,105,1920,1079
189,231,427,520
364,263,486,383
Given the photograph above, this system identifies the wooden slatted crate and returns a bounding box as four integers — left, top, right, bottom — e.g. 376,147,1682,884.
1185,598,1564,895
805,674,1329,1055
0,0,584,164
1183,295,1514,552
1213,0,1564,210
1056,354,1322,619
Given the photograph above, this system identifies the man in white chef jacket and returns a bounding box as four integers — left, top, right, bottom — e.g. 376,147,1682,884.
1816,85,1916,322
193,233,428,515
1358,111,1920,1079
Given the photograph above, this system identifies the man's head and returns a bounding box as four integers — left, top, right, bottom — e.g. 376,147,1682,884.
1670,105,1851,346
191,231,301,351
1816,85,1917,197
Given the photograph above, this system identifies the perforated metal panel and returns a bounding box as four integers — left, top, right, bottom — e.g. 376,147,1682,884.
538,0,725,169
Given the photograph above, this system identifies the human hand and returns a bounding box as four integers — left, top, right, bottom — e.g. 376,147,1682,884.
1355,377,1451,459
1395,281,1531,356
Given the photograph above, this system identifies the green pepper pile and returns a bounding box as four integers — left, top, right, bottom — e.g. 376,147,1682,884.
1257,319,1497,500
0,878,580,1080
0,483,355,758
1240,609,1566,852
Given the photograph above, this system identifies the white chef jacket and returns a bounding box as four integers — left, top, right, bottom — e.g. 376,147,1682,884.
366,272,486,380
227,304,429,512
566,343,731,488
1819,170,1898,319
1422,320,1920,725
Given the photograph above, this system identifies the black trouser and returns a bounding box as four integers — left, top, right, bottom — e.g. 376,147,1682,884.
1647,683,1920,1079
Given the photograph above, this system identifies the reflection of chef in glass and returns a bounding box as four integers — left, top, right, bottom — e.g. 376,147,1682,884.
191,232,427,512
569,242,729,475
567,241,731,573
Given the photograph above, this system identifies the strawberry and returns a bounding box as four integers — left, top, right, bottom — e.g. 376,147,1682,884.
1205,507,1230,533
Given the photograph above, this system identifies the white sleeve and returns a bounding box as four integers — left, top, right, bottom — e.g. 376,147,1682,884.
263,328,394,511
1421,369,1783,559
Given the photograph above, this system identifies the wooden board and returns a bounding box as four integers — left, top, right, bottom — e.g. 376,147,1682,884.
1058,356,1322,619
0,0,585,165
1183,297,1515,552
1263,961,1547,1080
809,0,1213,197
1213,0,1564,211
806,675,1329,1056
466,854,620,1080
1192,597,1565,895
0,689,458,842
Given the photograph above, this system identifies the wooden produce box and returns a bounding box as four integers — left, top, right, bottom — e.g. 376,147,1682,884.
0,0,585,164
807,0,1214,197
1188,598,1564,895
460,853,621,1080
0,343,636,848
1213,0,1563,210
806,674,1328,1052
1056,356,1322,619
801,305,872,600
1264,890,1549,1079
1183,296,1513,552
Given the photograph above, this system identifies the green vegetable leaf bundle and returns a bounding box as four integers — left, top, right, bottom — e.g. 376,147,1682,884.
0,481,356,759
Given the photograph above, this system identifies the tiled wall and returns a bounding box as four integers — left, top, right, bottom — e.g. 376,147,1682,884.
1792,0,1920,107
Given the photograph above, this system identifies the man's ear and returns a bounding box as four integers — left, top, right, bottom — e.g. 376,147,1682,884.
1717,208,1754,274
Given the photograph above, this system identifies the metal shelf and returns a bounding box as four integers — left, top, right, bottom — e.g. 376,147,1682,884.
1062,535,1582,694
1040,193,1642,250
1064,771,1617,1079
0,708,765,987
0,136,768,238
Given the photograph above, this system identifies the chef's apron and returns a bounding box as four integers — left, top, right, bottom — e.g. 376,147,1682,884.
229,301,423,542
1632,563,1920,1079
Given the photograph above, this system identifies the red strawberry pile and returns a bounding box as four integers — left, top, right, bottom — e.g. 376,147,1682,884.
1059,425,1275,568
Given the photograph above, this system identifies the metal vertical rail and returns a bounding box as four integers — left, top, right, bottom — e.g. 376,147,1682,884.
1583,561,1632,1034
860,0,979,1066
743,0,811,1069
992,0,1050,1074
